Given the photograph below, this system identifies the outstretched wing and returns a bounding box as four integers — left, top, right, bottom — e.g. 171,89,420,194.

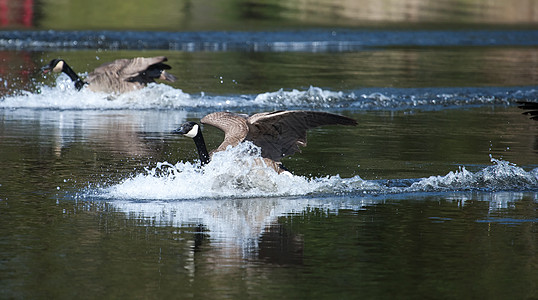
87,56,175,92
89,56,175,82
91,56,167,76
201,112,250,153
246,111,357,161
518,101,538,120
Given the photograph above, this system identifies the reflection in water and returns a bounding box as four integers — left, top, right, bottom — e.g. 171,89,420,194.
1,108,188,157
0,108,189,195
2,191,533,299
105,197,374,265
108,197,321,259
103,191,535,262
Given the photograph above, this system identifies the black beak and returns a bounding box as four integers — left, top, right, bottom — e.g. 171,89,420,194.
172,121,198,136
172,127,187,135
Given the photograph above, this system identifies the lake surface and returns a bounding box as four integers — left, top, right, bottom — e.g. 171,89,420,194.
1,1,538,299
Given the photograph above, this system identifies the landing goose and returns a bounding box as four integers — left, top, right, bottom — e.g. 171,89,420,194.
173,110,357,174
41,56,176,93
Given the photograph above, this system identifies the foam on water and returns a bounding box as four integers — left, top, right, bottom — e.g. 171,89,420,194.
97,142,377,200
1,75,536,110
255,86,538,109
76,144,538,256
93,143,538,201
408,157,538,192
0,75,197,110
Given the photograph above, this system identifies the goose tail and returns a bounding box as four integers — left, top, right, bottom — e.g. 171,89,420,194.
160,71,177,82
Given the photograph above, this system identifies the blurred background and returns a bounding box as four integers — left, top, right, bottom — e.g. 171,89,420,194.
1,0,537,31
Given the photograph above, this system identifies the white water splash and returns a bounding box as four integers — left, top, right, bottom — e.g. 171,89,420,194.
253,86,354,108
2,76,534,110
100,142,379,200
85,147,538,257
94,154,537,258
95,143,538,201
408,157,538,192
0,74,198,110
1,77,352,110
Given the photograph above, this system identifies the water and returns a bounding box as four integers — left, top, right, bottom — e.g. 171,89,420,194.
3,30,538,51
1,1,538,299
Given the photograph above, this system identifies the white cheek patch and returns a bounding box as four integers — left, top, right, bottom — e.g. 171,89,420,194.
52,61,64,72
184,124,199,138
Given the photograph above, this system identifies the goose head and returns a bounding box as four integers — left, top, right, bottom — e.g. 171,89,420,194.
173,121,210,165
41,59,66,74
173,121,201,138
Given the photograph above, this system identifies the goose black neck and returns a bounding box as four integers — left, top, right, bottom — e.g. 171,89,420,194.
192,132,210,165
62,63,85,91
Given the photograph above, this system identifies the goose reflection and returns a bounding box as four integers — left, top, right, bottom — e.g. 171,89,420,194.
103,192,522,266
107,197,378,264
6,109,187,158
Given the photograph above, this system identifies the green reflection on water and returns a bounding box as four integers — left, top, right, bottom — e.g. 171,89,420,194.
0,105,537,298
2,46,538,97
272,198,537,299
1,194,536,299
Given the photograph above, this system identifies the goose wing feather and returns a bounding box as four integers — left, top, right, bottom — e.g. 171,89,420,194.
246,110,357,161
86,56,172,93
90,56,168,78
201,112,250,152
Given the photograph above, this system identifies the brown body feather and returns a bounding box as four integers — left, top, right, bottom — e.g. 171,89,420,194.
86,56,176,93
199,110,357,173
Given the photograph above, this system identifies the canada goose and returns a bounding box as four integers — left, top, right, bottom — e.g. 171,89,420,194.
517,101,538,120
41,56,177,93
173,110,357,174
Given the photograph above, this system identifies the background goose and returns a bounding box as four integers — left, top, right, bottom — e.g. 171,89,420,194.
41,56,177,93
173,110,357,174
517,101,538,120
